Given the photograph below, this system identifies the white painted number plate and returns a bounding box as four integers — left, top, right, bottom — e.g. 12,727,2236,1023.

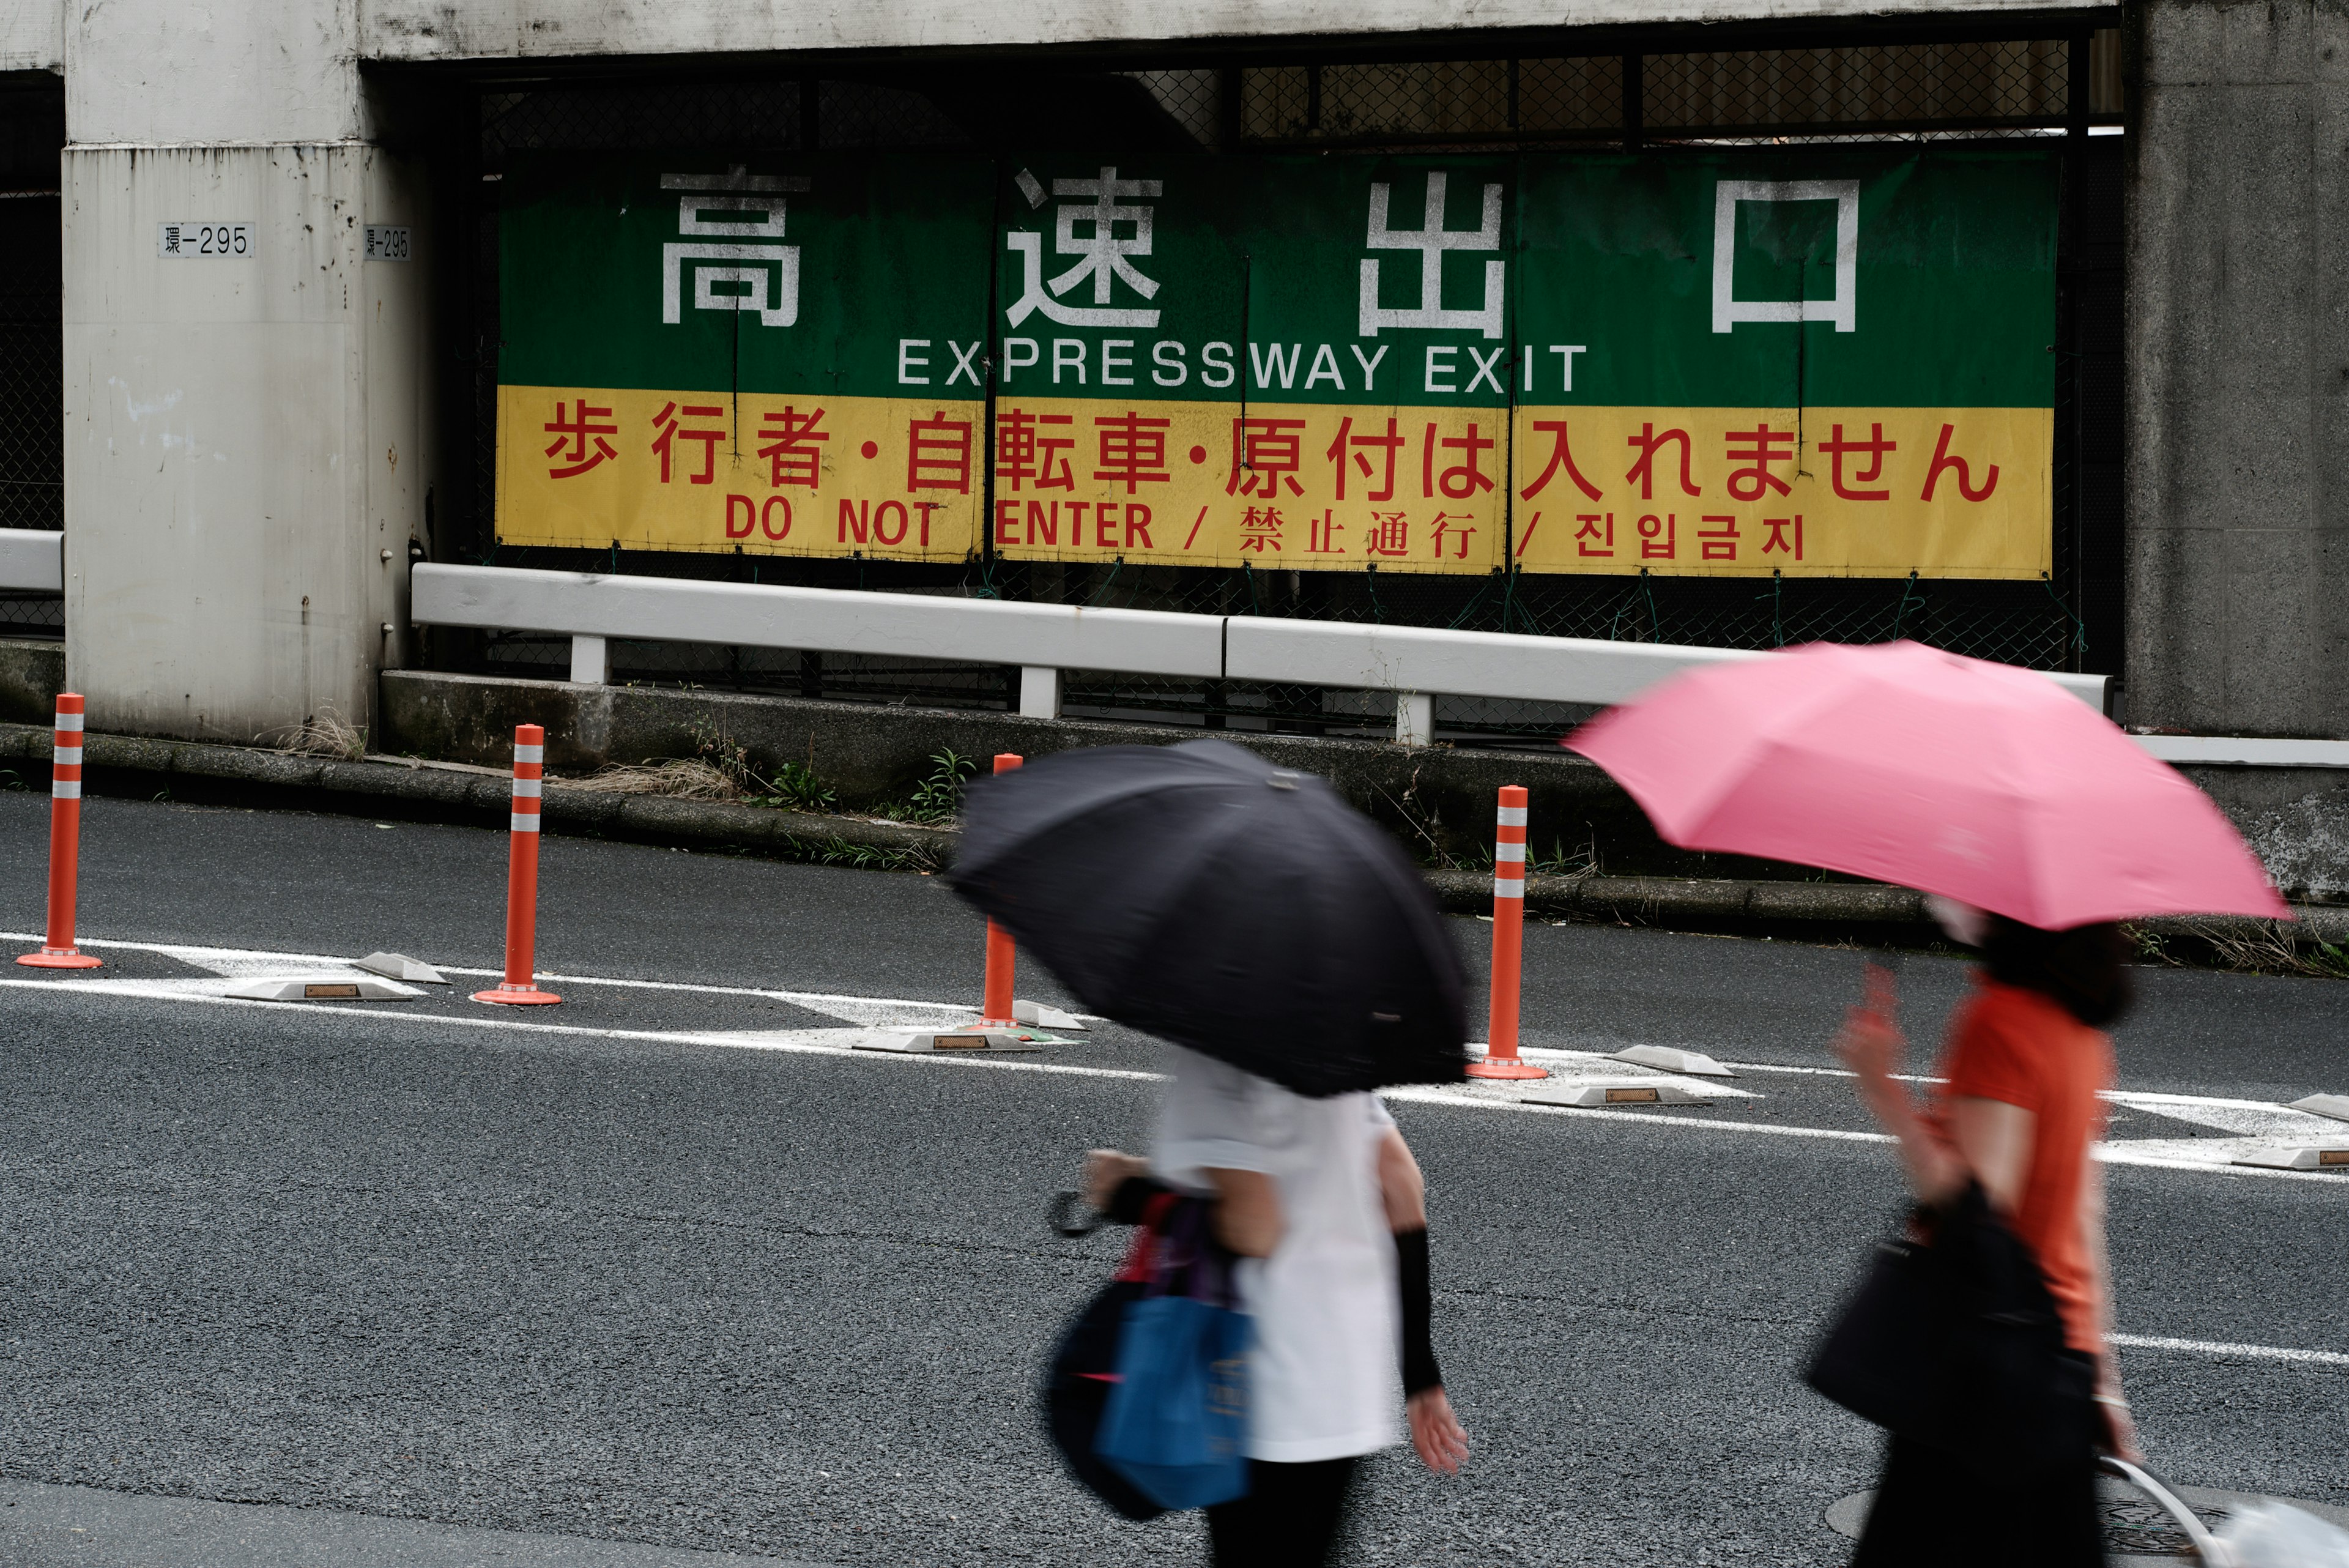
365,226,412,261
157,222,251,259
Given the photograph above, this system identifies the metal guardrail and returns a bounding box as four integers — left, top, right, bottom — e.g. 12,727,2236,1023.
411,562,2113,743
0,526,61,593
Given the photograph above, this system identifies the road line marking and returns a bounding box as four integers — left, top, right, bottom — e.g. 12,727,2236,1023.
0,931,1025,1019
0,976,1160,1083
3,938,2340,1184
1385,1084,1893,1142
2112,1333,2349,1367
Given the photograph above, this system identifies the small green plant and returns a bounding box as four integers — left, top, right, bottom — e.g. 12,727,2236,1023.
804,834,939,873
895,748,980,823
746,759,837,814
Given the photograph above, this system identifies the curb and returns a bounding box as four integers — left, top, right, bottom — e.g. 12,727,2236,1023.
6,721,2344,948
0,723,956,863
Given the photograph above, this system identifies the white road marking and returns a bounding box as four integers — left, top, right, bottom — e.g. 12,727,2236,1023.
4,932,2342,1184
2111,1334,2349,1368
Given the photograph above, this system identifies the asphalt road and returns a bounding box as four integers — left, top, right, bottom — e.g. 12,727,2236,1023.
0,791,2342,1566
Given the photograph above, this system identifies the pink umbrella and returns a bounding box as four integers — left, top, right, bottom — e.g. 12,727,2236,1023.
1565,640,2288,928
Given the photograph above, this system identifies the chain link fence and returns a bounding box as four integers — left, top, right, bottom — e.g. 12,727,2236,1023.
0,81,63,638
448,29,2123,745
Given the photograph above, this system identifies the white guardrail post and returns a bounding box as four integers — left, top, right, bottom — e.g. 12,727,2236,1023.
407,563,2115,732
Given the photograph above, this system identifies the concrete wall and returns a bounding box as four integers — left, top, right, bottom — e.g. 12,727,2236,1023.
68,0,361,145
361,0,2110,63
59,0,431,745
0,0,60,75
2126,0,2349,740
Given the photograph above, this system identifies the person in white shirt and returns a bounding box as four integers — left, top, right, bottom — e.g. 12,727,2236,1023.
1086,1044,1470,1566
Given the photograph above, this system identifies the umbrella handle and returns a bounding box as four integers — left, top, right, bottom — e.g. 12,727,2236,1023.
1049,1189,1099,1239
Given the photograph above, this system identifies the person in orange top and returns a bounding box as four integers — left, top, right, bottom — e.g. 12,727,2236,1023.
1835,909,2139,1567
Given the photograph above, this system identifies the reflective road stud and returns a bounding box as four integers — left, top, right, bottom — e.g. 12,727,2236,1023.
18,693,102,969
979,753,1023,1026
473,724,561,1006
1466,785,1545,1080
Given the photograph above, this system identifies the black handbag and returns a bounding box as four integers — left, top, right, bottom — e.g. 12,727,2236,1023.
1805,1181,2095,1479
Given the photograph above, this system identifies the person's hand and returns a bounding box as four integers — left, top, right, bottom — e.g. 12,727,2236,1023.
2097,1394,2142,1464
1083,1148,1146,1211
1833,963,1907,1095
1406,1387,1469,1475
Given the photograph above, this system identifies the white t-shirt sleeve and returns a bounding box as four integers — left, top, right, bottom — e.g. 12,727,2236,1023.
1152,1047,1275,1191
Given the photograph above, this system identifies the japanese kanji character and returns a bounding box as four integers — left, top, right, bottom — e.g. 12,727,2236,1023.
755,405,829,491
1638,512,1676,560
1762,515,1805,559
1921,424,1998,502
996,407,1075,492
651,401,727,486
1306,511,1347,554
1575,513,1615,558
1430,513,1477,560
1696,515,1740,562
1364,512,1410,557
1324,416,1404,502
1227,417,1307,499
1625,423,1701,500
1423,422,1495,501
1819,422,1896,502
544,399,619,480
1517,420,1603,502
1239,505,1285,552
1724,423,1797,502
1093,411,1171,494
907,411,974,494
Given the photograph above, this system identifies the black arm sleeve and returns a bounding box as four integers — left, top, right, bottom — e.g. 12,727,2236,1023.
1104,1174,1172,1225
1396,1225,1442,1397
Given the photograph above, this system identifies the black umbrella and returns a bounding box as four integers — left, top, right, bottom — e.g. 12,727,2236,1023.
947,739,1467,1097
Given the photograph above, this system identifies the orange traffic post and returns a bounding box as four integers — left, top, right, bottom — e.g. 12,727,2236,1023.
1466,784,1545,1080
978,752,1023,1025
473,723,561,1006
18,692,100,970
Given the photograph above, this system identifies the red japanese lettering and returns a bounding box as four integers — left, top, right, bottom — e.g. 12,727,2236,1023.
907,412,974,495
652,401,726,486
1819,422,1896,502
1518,420,1603,503
1625,423,1701,500
1921,424,1998,502
1093,412,1171,494
1325,416,1404,503
996,407,1075,492
544,400,619,480
756,406,829,491
1228,418,1307,499
1724,423,1796,502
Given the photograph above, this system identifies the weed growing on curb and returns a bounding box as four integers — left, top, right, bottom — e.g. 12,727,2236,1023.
2131,918,2349,980
891,749,979,824
744,759,837,814
805,834,940,873
266,706,367,761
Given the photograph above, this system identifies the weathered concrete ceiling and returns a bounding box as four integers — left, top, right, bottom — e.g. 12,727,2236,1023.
362,0,2112,65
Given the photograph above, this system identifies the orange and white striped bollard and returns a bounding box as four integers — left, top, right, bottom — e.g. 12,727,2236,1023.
17,692,101,970
978,752,1023,1025
472,723,561,1006
1466,784,1545,1080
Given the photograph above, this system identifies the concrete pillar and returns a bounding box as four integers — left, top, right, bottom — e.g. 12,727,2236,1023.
62,1,432,745
2126,0,2349,739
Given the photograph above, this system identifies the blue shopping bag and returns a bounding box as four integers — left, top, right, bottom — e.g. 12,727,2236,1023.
1091,1196,1252,1511
1094,1292,1252,1510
